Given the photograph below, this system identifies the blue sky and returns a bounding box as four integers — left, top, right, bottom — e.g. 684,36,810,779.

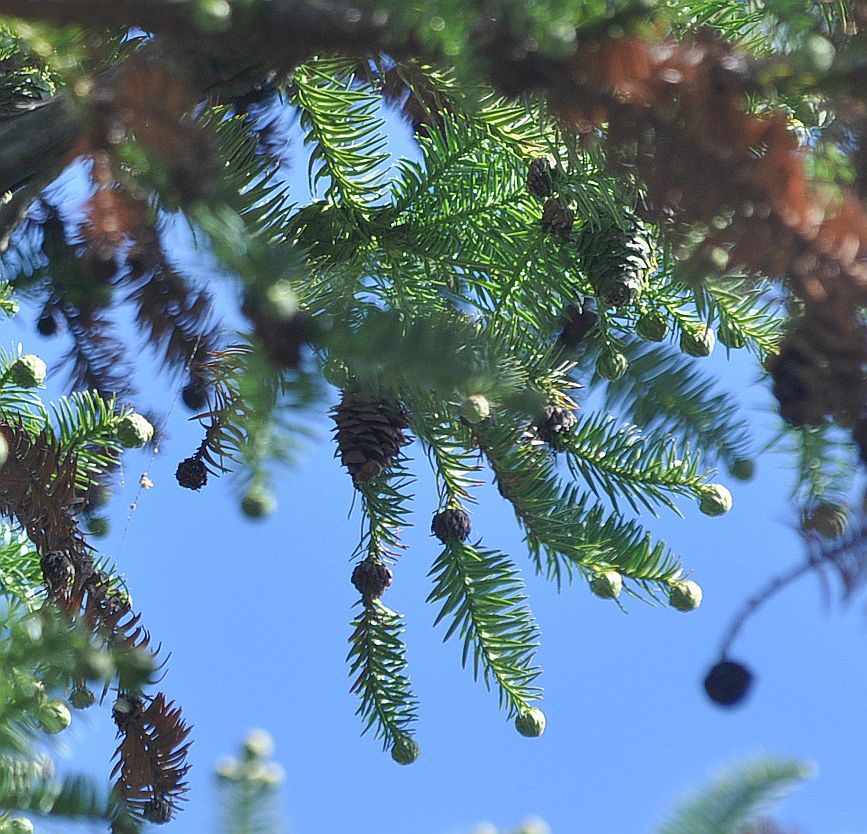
8,99,867,834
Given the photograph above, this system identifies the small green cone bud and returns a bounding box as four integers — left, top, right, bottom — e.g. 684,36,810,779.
243,729,275,760
729,459,755,482
0,434,8,469
589,570,622,600
38,699,71,734
69,686,96,710
635,311,669,342
258,762,285,788
216,757,243,782
699,484,733,516
7,819,34,834
460,394,491,424
680,325,716,358
9,354,46,388
391,736,420,765
802,502,847,540
116,413,154,448
515,707,546,738
514,817,550,834
669,579,703,612
596,350,628,380
241,486,277,519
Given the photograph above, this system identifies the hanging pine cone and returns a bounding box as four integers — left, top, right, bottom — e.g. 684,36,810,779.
332,392,410,483
526,157,555,198
558,304,598,349
540,199,573,239
112,695,144,731
143,796,173,825
242,284,314,369
768,310,867,427
576,218,654,308
431,508,472,543
41,550,74,596
703,659,753,707
766,336,827,427
351,560,393,599
176,457,208,490
533,405,577,449
36,312,58,337
181,376,209,411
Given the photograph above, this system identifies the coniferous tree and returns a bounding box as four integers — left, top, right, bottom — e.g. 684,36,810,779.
0,0,865,825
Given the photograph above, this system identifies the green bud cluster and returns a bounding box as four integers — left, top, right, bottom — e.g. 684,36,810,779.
116,413,154,448
699,484,732,516
515,707,546,738
668,580,703,612
8,355,46,388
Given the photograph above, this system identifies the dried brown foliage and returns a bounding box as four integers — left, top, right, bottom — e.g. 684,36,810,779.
475,25,867,439
110,693,191,825
85,55,218,206
0,420,191,825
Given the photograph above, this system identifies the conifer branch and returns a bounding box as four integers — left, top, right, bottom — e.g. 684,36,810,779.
473,422,685,592
656,758,811,834
561,412,710,516
291,59,388,212
428,541,542,717
602,342,753,469
347,599,418,750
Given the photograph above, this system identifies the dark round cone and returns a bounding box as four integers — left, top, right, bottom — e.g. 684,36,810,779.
176,457,208,490
332,392,410,483
704,660,753,707
558,305,597,349
431,508,471,543
767,339,827,426
527,157,554,198
37,312,58,337
41,550,75,596
255,309,314,369
534,406,578,448
143,796,173,825
181,377,209,412
351,560,393,598
540,199,573,238
112,696,144,731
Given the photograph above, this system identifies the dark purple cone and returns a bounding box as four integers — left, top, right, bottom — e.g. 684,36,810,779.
37,312,58,337
540,199,573,238
704,660,753,707
534,406,578,449
112,696,144,731
143,796,173,824
176,457,208,490
181,377,209,412
527,157,554,198
431,508,472,543
351,560,393,599
558,305,597,349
